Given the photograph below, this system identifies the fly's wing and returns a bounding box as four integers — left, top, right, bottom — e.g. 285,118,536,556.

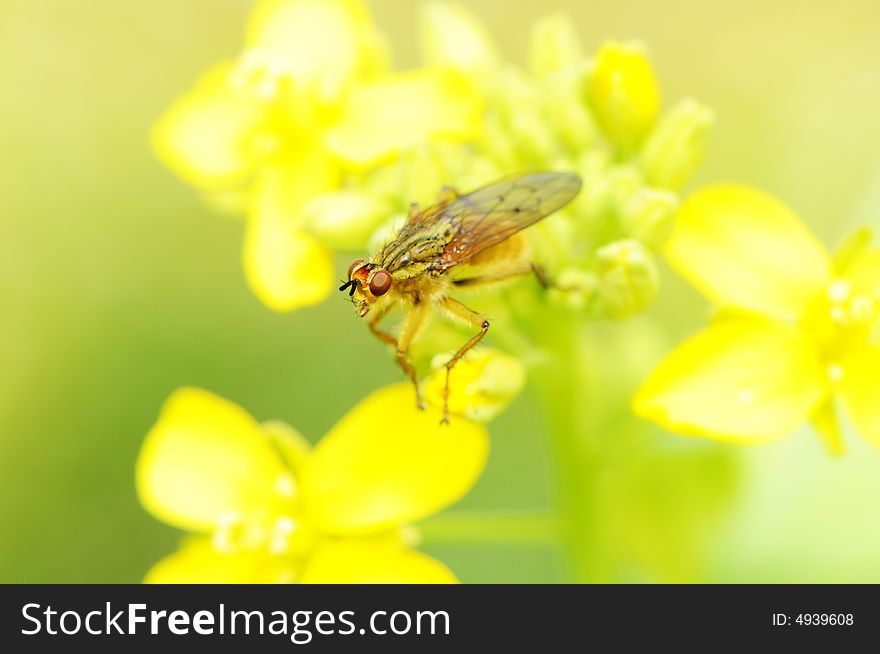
429,172,582,273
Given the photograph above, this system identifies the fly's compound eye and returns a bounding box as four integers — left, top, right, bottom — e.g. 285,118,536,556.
347,258,366,279
369,269,392,296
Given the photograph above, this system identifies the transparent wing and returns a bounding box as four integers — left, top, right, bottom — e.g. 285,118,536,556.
428,172,582,272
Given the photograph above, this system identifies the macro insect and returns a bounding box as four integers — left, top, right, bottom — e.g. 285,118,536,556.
339,172,582,423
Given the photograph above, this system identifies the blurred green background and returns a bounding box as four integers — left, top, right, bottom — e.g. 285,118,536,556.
2,0,880,583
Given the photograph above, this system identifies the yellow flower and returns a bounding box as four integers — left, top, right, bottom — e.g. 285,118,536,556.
634,185,880,452
153,0,481,312
136,366,520,582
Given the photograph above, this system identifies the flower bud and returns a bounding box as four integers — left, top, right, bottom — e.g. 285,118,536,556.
419,2,499,82
494,67,557,165
606,164,643,212
570,150,612,220
425,349,526,422
528,14,584,80
596,239,659,318
619,187,679,248
640,98,714,190
550,267,599,312
543,79,597,155
587,41,660,153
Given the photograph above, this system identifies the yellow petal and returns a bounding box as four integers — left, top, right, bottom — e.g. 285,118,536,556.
666,185,831,322
634,317,828,442
424,348,526,422
841,243,880,302
245,0,384,103
152,63,270,189
136,388,294,532
588,41,660,153
810,400,845,456
326,70,482,168
419,2,498,81
244,220,334,312
832,227,872,275
243,152,338,312
253,147,340,223
300,539,457,583
302,190,391,251
838,344,880,446
302,384,488,534
146,538,294,584
263,420,312,477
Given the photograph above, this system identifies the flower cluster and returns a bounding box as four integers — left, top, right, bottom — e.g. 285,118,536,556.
153,0,713,321
153,0,481,311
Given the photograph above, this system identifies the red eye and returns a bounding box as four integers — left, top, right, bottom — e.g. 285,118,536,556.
347,259,366,279
369,270,392,296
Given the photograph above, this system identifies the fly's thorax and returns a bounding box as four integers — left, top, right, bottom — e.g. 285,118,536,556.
391,271,448,305
374,222,455,273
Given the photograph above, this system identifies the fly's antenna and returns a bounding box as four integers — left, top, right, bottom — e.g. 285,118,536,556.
338,279,359,296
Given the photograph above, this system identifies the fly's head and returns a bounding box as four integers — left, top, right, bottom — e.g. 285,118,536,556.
339,259,393,318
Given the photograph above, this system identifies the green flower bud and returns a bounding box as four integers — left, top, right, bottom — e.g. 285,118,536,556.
619,187,679,248
596,239,659,318
571,150,612,220
419,2,499,83
640,98,714,190
550,267,599,312
480,110,519,169
528,14,584,80
606,164,644,212
493,67,557,164
543,78,597,155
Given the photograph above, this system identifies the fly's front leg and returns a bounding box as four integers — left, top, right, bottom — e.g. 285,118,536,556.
439,296,490,425
395,302,431,410
368,305,396,347
368,305,421,408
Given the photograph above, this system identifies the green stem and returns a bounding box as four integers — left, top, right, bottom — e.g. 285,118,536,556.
418,511,559,545
530,317,616,583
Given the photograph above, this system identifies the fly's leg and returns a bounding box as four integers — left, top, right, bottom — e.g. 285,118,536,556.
368,306,397,347
439,296,490,425
452,263,553,289
368,306,421,408
392,303,431,410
